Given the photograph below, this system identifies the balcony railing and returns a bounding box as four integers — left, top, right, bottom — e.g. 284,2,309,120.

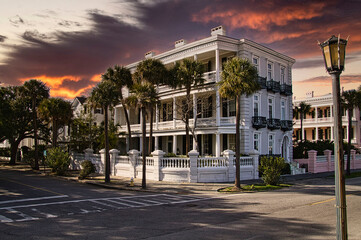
252,116,267,129
266,80,280,93
280,83,292,96
280,120,293,131
203,71,216,83
257,76,267,89
267,118,281,130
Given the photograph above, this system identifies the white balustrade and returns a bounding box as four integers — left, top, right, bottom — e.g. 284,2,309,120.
161,158,190,168
198,157,227,168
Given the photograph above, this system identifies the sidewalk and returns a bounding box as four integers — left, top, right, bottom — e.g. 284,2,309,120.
1,158,347,195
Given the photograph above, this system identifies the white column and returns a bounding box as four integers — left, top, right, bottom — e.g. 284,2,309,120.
215,133,220,157
315,127,319,141
315,107,318,122
346,125,349,142
330,105,333,118
215,49,221,126
331,126,334,141
194,54,198,61
173,135,177,154
114,107,119,125
155,136,159,150
193,94,197,150
173,97,177,129
155,104,159,130
215,49,220,82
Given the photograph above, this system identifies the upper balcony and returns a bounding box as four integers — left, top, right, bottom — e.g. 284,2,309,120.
267,118,281,130
280,120,293,131
266,80,280,93
252,116,267,129
280,83,292,96
257,76,267,89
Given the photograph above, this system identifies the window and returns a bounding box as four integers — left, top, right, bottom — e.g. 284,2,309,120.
94,108,103,114
253,56,259,72
281,100,286,120
229,134,236,152
280,66,285,84
268,98,273,118
268,134,274,154
253,95,259,117
267,62,273,80
162,101,173,121
254,133,260,151
222,98,235,117
198,96,213,118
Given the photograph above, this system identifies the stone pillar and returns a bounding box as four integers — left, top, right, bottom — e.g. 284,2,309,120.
84,148,94,171
324,149,332,172
109,149,119,176
307,150,318,173
151,150,165,181
215,133,221,157
249,149,259,179
128,149,140,178
173,135,177,154
193,94,197,150
99,149,106,174
223,149,235,182
189,150,199,183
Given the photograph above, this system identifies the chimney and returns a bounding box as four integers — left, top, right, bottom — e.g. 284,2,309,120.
211,26,226,36
145,51,155,59
175,39,187,48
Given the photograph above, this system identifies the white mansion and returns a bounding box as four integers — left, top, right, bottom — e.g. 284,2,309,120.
114,26,295,162
293,91,361,147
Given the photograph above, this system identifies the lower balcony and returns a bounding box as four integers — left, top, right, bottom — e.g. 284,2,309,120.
280,84,292,96
252,116,267,129
280,120,293,131
267,118,281,130
266,80,280,93
257,76,267,89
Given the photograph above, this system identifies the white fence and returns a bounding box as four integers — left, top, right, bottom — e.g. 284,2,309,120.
70,149,259,183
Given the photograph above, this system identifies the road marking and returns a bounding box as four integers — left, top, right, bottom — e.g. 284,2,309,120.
106,199,135,207
0,177,64,196
7,208,39,222
0,195,68,205
31,208,57,218
309,198,336,206
0,214,13,223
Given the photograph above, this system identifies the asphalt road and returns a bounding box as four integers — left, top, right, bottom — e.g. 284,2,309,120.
0,168,361,239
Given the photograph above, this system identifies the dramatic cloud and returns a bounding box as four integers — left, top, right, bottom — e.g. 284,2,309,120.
0,0,361,99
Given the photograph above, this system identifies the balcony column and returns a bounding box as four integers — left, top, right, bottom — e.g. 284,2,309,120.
194,54,197,61
114,107,119,125
331,126,334,141
154,136,159,150
173,97,177,129
155,104,159,130
315,127,319,141
193,94,198,150
330,105,333,118
215,49,221,126
215,133,221,157
346,125,349,142
173,135,177,154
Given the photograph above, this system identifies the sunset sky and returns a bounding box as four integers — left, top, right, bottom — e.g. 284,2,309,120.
0,0,360,100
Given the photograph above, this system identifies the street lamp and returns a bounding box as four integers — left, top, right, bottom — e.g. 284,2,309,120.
319,35,348,240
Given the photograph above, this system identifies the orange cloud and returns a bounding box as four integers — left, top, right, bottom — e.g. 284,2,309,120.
192,2,326,31
50,85,94,99
19,75,82,89
90,74,102,83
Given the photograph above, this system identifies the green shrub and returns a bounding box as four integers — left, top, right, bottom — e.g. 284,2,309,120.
78,160,96,180
281,162,291,175
259,156,287,185
0,148,11,157
45,147,70,175
164,152,177,157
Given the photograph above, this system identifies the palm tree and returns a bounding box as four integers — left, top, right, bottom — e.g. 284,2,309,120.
102,65,133,151
342,89,361,175
170,59,205,155
294,102,311,141
126,82,158,189
39,98,73,148
133,59,167,155
88,80,120,183
218,57,259,189
22,80,49,170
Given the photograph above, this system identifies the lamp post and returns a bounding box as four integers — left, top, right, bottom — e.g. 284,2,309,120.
319,35,348,240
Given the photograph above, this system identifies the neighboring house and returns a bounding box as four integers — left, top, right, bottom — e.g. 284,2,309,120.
293,91,361,147
114,26,295,161
71,96,105,126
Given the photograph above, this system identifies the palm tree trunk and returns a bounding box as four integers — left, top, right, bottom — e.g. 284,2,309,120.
33,98,39,170
122,101,132,151
9,139,19,165
185,87,191,156
148,106,153,155
52,120,58,148
235,95,241,189
347,108,352,175
104,107,110,183
141,107,147,189
300,113,304,141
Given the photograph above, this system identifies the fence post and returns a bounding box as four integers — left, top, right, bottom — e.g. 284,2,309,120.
324,149,332,172
188,150,199,183
109,149,119,176
307,150,317,173
249,150,259,179
99,149,106,174
223,149,235,182
351,149,356,169
151,150,165,181
128,149,140,178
